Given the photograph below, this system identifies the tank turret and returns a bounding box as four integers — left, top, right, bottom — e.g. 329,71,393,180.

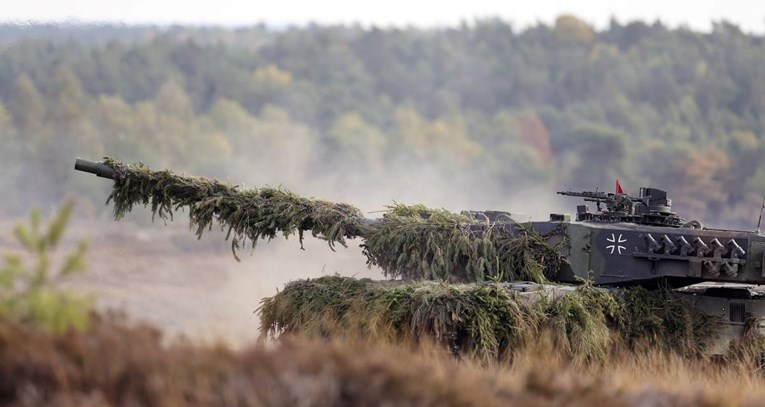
558,187,684,227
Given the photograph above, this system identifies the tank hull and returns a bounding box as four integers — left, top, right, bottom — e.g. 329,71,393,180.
525,220,765,288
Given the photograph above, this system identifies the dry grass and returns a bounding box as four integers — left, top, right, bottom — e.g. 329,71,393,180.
1,314,763,407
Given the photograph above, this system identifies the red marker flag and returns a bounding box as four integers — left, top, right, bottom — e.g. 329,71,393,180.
615,179,624,194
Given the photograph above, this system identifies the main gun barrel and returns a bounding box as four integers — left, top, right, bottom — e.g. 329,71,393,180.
74,158,115,180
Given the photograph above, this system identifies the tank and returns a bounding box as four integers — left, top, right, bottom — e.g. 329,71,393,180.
74,158,765,357
468,187,765,356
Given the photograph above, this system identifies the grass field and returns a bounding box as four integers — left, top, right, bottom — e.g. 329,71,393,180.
1,314,764,407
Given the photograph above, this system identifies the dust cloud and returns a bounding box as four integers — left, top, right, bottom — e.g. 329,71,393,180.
54,215,375,347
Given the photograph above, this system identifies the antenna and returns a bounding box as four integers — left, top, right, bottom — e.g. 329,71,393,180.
757,195,765,234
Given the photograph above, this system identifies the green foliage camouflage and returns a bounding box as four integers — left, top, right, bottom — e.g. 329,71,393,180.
102,159,563,282
618,286,721,354
0,200,92,332
541,283,619,361
362,204,561,283
726,316,765,367
258,276,720,361
103,158,364,260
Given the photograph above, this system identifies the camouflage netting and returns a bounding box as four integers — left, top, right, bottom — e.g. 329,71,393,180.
102,158,563,282
258,276,720,361
726,316,765,364
360,204,562,283
103,158,365,260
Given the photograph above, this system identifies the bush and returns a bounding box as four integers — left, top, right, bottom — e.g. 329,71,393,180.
0,199,92,332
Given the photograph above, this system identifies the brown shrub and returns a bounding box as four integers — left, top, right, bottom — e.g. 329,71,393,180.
1,315,763,407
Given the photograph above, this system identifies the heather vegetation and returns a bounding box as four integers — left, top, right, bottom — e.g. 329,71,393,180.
2,317,765,407
0,17,764,226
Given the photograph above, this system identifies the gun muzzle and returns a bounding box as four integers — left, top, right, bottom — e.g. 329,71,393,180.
74,158,115,180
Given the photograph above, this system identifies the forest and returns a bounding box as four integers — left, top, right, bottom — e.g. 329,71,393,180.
0,16,763,227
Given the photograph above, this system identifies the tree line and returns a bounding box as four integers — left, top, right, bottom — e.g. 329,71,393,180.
0,16,763,226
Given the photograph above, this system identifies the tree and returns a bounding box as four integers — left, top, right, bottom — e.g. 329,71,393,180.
0,200,92,332
517,111,553,162
40,66,99,204
244,64,293,112
563,122,628,188
155,80,194,120
554,15,596,45
7,73,44,132
328,112,387,173
50,65,86,125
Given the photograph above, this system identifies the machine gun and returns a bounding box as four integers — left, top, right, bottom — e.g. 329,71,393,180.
557,190,641,214
558,187,682,226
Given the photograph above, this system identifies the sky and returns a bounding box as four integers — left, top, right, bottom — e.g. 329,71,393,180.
2,0,764,33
